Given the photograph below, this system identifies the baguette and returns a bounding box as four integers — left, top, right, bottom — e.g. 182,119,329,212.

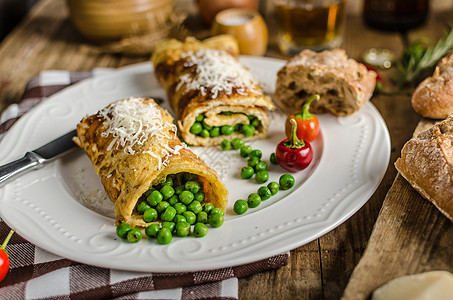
394,115,453,222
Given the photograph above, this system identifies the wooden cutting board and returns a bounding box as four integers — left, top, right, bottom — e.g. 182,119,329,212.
342,119,453,300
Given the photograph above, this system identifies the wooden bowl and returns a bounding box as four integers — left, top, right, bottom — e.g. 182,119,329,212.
66,0,174,42
212,8,268,56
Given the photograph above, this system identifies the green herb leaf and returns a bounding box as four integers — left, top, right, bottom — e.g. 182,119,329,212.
396,26,453,85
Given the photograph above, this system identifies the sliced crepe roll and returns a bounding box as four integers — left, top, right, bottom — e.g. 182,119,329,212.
151,35,275,147
73,97,228,228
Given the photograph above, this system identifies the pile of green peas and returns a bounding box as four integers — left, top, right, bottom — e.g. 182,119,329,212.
233,174,295,215
220,137,271,184
116,172,225,244
189,112,261,138
218,137,296,215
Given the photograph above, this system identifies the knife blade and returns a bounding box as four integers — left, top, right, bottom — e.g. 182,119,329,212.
0,129,77,187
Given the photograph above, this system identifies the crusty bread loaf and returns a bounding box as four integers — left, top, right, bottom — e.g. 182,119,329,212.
394,114,453,222
274,49,377,116
411,50,453,119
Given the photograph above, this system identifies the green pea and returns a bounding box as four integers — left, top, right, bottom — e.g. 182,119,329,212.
185,180,201,194
167,195,179,206
257,186,272,200
195,113,205,122
174,202,187,215
194,192,205,203
234,123,241,132
279,174,295,190
247,156,260,168
203,203,214,214
143,189,154,197
241,124,255,137
202,121,212,130
157,227,172,244
143,208,158,222
255,170,269,184
270,153,277,165
146,190,163,206
160,185,174,200
116,222,131,239
161,221,175,232
155,201,170,214
241,166,255,179
210,127,220,137
240,145,253,158
255,161,267,172
252,119,260,128
231,138,244,150
209,213,224,228
250,149,262,159
200,129,210,138
196,211,208,224
174,185,184,195
193,223,209,237
173,214,186,223
188,200,203,214
221,125,234,136
220,139,231,150
162,176,173,186
183,211,197,225
267,181,279,195
145,224,160,238
137,201,151,214
233,200,248,215
247,193,262,208
210,208,224,216
126,228,142,243
161,206,176,222
175,221,191,237
190,122,203,134
179,190,194,205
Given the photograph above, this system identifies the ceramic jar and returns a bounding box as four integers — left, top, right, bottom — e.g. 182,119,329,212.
66,0,173,41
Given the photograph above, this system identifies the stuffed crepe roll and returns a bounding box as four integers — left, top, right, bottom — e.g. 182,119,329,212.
151,35,275,147
73,97,228,228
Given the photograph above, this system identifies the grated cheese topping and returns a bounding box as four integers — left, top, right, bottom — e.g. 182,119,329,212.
99,97,187,170
177,48,260,98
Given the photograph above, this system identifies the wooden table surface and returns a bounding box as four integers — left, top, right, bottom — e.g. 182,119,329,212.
0,0,452,299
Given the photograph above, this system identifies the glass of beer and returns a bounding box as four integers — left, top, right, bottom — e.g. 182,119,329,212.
274,0,346,55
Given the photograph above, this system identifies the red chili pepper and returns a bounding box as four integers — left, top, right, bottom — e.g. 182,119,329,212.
285,94,320,143
276,119,313,172
0,229,15,282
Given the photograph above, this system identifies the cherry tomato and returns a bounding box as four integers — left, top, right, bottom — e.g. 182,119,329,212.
276,119,313,172
0,229,15,282
285,94,320,142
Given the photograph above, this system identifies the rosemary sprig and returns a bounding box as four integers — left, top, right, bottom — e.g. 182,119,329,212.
396,26,453,85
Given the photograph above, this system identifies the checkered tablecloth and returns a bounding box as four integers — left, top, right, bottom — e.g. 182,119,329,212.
0,69,289,300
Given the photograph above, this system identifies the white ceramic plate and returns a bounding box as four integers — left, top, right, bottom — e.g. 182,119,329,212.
0,57,390,272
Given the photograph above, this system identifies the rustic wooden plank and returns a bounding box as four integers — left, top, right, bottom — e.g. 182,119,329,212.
342,173,453,300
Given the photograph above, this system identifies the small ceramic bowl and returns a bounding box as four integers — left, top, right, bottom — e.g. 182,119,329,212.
66,0,173,42
212,8,268,56
196,0,259,25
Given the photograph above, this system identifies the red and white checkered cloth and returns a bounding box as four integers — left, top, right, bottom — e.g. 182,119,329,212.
0,70,289,300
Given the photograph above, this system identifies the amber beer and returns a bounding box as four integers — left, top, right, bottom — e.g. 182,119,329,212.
275,0,346,54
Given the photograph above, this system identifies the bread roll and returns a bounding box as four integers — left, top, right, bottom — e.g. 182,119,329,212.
411,50,453,119
274,49,377,116
394,115,453,222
